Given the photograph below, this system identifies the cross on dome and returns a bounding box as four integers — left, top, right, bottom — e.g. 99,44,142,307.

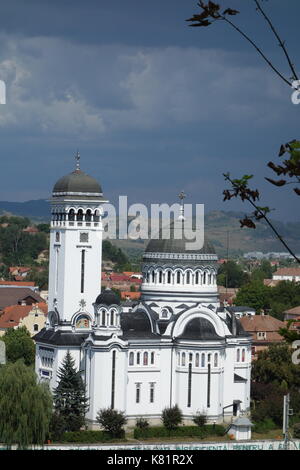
178,190,186,220
75,150,80,170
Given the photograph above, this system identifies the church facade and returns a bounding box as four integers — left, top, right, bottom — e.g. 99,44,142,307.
34,161,252,427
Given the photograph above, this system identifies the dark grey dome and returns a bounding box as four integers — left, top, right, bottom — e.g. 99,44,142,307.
121,310,152,333
145,219,215,255
95,289,120,306
177,317,221,340
53,169,103,196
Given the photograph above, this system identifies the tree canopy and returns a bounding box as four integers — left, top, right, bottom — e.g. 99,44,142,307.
0,360,52,449
2,326,35,366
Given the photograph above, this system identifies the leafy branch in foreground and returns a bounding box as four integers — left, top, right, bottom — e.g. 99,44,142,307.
186,1,298,87
266,140,300,196
223,171,300,264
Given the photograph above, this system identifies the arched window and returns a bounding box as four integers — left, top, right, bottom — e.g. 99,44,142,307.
195,353,199,367
110,310,115,326
152,271,155,283
214,353,218,367
136,352,140,365
195,271,200,284
93,210,100,222
68,209,75,221
176,271,181,284
34,324,39,332
161,309,168,319
167,270,172,284
85,209,92,221
208,274,212,285
101,310,106,326
242,349,246,362
203,272,207,284
143,352,148,366
158,270,163,283
189,352,193,362
77,209,83,221
207,353,211,363
236,349,240,362
177,352,180,366
201,353,205,367
186,271,191,284
151,352,155,365
129,352,134,366
181,352,186,367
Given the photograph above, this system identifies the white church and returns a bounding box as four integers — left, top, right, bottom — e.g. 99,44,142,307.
34,158,252,427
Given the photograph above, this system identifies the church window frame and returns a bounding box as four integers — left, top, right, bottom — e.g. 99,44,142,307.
129,352,134,366
181,352,186,367
143,352,148,366
214,352,218,368
136,383,141,403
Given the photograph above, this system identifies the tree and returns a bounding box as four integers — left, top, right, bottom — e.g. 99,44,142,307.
96,408,127,438
217,260,249,288
251,260,273,282
0,360,52,449
252,344,300,389
250,344,300,425
187,1,300,262
161,405,183,431
2,326,35,366
234,279,271,313
52,351,89,431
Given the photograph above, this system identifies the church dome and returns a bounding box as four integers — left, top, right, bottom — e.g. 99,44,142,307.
144,219,216,257
53,169,103,197
95,289,121,306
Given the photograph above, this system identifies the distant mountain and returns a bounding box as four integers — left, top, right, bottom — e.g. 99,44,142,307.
0,199,49,221
0,200,299,258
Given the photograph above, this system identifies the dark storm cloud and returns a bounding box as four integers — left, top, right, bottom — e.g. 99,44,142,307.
0,0,298,221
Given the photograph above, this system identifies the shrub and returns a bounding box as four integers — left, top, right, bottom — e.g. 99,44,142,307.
161,405,183,431
134,424,226,440
252,418,276,434
136,418,149,429
96,408,127,438
193,412,207,427
58,430,124,443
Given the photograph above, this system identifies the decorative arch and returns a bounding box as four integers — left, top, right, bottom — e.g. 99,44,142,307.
172,306,226,339
71,311,92,329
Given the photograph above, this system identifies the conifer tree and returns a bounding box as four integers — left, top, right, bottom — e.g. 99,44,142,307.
53,351,89,431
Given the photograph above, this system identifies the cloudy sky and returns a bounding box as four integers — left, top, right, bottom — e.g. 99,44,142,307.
0,0,299,221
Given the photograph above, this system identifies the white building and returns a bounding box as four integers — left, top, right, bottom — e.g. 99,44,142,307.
34,160,252,427
272,267,300,282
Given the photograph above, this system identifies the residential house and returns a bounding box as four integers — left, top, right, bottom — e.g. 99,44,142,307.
239,315,285,359
272,267,300,282
0,302,48,336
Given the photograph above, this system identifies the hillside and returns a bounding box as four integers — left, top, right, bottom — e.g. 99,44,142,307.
0,200,299,258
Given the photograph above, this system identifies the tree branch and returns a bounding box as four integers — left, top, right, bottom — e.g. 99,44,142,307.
253,0,299,81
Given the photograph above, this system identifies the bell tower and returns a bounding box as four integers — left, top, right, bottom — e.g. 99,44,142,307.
48,153,107,326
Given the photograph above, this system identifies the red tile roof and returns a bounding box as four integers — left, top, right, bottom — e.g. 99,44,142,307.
0,281,35,286
284,306,300,315
0,302,47,329
273,267,300,277
120,291,141,300
240,315,285,332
